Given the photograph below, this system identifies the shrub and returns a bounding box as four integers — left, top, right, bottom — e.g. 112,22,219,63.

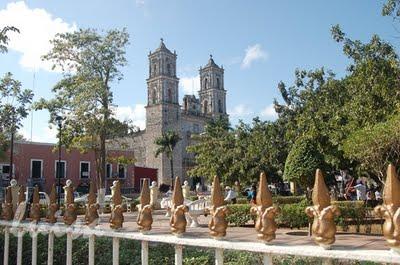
277,199,310,229
273,196,306,205
226,204,255,227
333,201,370,232
188,195,199,201
283,136,326,189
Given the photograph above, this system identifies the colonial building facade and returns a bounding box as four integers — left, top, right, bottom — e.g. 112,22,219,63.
127,39,228,185
0,141,157,195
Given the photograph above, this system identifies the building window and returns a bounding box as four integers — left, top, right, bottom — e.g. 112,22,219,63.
217,78,220,89
31,159,43,179
55,160,66,179
203,100,208,114
167,64,171,75
0,164,13,178
152,88,157,104
80,161,90,179
204,78,208,89
118,164,126,179
218,99,223,113
106,163,112,178
168,88,172,103
153,64,157,76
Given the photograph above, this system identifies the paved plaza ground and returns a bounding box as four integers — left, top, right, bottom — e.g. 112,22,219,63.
76,210,389,252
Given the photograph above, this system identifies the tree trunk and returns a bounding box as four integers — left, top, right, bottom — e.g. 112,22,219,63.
170,157,174,187
100,133,106,189
9,130,14,180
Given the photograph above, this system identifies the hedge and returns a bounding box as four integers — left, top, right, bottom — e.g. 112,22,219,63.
225,199,377,230
277,199,310,229
226,204,255,226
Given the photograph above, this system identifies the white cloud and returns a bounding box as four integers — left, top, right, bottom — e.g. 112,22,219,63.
21,126,58,143
0,1,77,72
260,104,278,120
241,44,267,69
114,104,146,130
180,75,200,95
136,0,146,7
229,104,253,118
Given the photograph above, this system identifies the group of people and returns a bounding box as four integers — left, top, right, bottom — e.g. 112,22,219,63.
330,177,383,207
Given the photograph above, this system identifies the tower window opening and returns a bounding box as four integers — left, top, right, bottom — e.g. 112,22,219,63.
153,64,157,76
218,99,223,113
217,78,220,89
167,64,171,75
168,88,172,103
203,100,208,114
152,88,157,104
204,78,208,89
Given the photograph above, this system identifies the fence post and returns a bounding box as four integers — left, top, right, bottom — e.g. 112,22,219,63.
48,231,54,265
66,232,73,265
3,227,9,265
113,237,120,265
215,248,223,265
32,230,38,265
141,241,149,265
263,254,273,265
17,228,24,265
89,235,95,265
175,245,183,265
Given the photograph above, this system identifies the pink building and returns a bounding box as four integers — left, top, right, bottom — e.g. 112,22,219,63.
0,141,157,195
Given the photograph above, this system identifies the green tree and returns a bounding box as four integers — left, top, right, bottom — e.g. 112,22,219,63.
283,137,325,189
0,26,19,54
155,131,181,185
187,117,235,183
35,28,129,188
228,118,287,185
343,113,400,184
0,72,34,179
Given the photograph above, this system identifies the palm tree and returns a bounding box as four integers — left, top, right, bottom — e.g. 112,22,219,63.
155,131,181,186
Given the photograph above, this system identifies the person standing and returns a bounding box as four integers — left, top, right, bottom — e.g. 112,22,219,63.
353,180,367,201
224,186,237,204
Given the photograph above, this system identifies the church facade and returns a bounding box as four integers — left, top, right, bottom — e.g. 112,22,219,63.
126,39,228,185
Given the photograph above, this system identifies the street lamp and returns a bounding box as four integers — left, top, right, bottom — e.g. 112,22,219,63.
55,115,63,206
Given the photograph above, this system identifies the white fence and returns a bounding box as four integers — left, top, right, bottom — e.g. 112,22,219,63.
1,220,400,265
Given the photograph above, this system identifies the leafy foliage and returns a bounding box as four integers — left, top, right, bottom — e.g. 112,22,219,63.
343,113,400,183
0,26,19,53
187,117,235,183
35,28,130,188
155,130,181,182
283,137,325,189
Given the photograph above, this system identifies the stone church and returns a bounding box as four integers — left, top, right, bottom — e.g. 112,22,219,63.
125,39,228,186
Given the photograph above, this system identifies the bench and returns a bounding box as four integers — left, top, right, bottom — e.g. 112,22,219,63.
160,197,211,227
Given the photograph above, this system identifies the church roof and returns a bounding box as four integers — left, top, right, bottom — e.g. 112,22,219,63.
155,38,173,54
204,54,220,68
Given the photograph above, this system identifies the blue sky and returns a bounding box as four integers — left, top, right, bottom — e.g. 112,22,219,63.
0,0,398,143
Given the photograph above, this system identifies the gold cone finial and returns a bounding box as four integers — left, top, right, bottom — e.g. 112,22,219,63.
172,177,184,206
211,176,224,207
312,169,330,210
256,172,273,207
140,179,151,205
49,184,56,204
88,181,96,204
18,185,25,204
383,164,400,207
112,181,122,205
33,186,39,204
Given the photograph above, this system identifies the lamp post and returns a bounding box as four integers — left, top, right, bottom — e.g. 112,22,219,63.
55,115,63,206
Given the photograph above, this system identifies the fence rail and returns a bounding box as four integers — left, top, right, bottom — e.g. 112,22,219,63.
1,220,400,265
